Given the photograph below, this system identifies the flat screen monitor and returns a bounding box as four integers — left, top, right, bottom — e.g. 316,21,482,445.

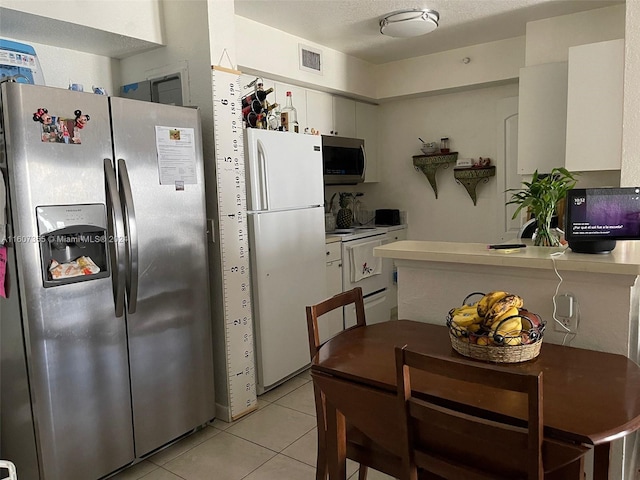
565,187,640,253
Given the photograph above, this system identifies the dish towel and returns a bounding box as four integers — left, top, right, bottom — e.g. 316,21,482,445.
349,239,383,283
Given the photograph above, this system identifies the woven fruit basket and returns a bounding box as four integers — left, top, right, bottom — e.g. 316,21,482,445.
446,292,545,363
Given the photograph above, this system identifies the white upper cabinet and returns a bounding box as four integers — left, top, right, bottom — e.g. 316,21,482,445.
305,92,360,139
355,102,379,183
333,97,356,138
1,1,163,58
517,62,568,174
306,90,333,135
565,39,624,172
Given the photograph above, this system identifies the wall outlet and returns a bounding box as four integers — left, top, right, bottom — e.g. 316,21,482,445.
554,293,578,332
554,315,578,332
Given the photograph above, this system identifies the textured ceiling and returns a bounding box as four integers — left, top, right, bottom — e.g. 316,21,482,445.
234,0,623,64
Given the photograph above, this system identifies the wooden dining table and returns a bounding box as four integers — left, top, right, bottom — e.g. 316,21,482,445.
310,320,640,480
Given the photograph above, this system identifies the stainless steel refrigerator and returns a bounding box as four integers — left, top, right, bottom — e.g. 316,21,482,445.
0,83,215,480
244,129,326,394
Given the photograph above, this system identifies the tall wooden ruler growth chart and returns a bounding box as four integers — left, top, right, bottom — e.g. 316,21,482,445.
211,65,257,420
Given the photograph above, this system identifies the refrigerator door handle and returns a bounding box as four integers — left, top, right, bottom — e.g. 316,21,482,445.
257,139,269,211
104,158,126,317
118,158,138,314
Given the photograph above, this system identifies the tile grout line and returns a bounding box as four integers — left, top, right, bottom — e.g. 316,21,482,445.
128,371,316,479
146,426,225,467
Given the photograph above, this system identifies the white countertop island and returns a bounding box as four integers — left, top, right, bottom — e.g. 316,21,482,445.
375,240,640,275
374,240,640,359
375,240,640,479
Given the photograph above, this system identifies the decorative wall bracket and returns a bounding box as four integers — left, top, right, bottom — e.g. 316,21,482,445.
412,152,458,198
453,166,496,205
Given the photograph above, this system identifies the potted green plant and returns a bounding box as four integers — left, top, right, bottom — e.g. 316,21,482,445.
507,168,579,247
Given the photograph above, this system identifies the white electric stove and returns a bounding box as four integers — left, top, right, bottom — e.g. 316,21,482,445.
326,226,392,327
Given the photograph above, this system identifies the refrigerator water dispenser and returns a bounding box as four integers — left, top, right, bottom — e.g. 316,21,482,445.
36,204,110,287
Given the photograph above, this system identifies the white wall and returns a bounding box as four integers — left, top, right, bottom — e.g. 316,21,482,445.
521,4,625,192
119,0,213,146
1,36,118,92
235,15,377,100
525,4,625,66
371,83,520,244
375,36,524,100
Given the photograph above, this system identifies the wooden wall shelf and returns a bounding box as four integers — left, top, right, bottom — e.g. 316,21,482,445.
453,166,496,205
412,152,458,198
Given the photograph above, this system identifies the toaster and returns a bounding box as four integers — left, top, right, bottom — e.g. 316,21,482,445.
375,209,401,226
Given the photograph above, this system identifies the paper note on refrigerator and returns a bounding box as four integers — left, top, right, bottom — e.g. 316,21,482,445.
155,126,197,186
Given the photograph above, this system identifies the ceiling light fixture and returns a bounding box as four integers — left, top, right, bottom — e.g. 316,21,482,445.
379,8,439,38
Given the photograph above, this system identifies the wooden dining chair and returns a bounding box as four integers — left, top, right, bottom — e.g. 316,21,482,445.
306,287,369,480
394,346,590,480
308,290,440,480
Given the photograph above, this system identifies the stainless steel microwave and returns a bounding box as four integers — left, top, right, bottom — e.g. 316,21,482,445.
321,135,366,185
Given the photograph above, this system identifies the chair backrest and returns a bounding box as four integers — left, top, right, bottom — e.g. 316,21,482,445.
305,287,366,359
394,346,544,480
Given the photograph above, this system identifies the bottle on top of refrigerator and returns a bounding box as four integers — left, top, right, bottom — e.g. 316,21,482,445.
280,91,299,133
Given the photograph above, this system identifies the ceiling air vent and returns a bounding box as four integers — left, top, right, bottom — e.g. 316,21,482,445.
299,44,323,75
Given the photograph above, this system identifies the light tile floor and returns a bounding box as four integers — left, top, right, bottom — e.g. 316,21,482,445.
110,370,396,480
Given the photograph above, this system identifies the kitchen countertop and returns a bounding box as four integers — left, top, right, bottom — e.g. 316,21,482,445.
374,240,640,276
325,224,407,244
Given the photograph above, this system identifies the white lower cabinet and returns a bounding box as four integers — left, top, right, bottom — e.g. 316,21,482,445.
386,226,407,320
321,241,344,343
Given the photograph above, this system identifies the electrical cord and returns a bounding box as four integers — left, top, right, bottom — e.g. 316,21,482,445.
549,250,578,345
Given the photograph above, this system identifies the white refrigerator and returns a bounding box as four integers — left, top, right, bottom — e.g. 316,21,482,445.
244,129,326,394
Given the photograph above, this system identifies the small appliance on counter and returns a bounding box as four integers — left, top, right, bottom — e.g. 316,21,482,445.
375,209,401,226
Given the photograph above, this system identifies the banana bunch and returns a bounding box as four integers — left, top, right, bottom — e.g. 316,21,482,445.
485,297,524,328
476,291,509,317
448,291,535,346
450,304,482,327
448,303,482,338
